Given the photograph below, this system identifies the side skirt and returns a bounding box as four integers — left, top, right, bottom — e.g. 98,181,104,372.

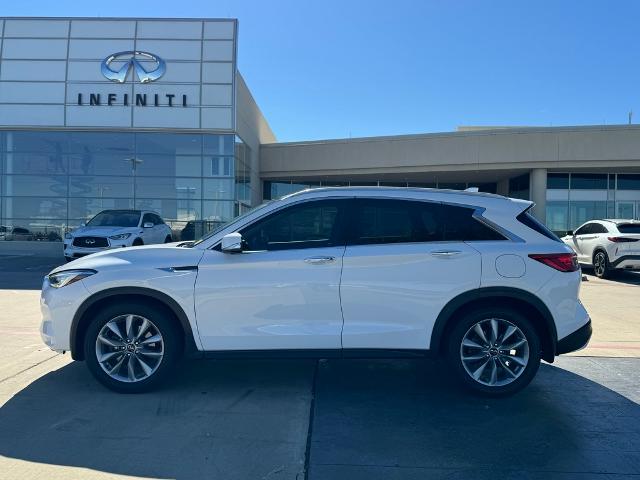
202,348,434,360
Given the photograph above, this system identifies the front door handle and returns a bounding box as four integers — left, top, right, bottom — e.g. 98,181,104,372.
430,250,462,257
304,256,335,264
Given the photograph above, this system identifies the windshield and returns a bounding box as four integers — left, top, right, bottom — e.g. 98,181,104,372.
193,202,274,246
86,211,141,228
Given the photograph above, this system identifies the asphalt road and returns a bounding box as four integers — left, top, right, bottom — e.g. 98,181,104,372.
0,254,638,479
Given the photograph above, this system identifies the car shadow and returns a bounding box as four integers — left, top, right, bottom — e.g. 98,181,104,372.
309,358,640,478
0,358,638,479
583,268,640,285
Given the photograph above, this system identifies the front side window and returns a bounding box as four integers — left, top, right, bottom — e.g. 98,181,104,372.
574,223,592,236
240,200,345,251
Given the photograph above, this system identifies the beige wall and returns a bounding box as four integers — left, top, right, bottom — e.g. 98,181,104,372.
234,72,276,204
259,125,640,179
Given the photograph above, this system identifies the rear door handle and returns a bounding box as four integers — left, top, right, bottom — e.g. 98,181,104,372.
304,256,335,264
430,250,462,257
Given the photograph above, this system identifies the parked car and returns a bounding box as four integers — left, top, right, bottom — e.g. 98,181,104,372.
63,209,173,262
41,187,591,395
561,219,640,278
180,220,219,241
0,226,34,241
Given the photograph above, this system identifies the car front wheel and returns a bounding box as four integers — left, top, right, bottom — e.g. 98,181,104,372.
84,302,182,393
447,307,541,396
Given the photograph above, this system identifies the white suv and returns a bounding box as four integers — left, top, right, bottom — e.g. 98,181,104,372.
562,219,640,278
64,209,173,262
41,188,591,396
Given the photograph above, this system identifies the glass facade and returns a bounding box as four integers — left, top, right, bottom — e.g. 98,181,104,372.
263,180,497,200
546,172,640,235
0,130,252,242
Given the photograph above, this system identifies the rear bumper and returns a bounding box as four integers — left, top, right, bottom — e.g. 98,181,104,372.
610,255,640,269
557,319,592,355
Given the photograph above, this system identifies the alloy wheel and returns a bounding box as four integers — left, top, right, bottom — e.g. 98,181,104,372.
95,314,164,383
460,318,530,387
594,252,606,277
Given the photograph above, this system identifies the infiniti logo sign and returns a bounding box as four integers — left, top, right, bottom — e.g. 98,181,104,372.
101,51,166,83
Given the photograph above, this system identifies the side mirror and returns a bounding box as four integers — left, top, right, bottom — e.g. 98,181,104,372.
80,223,86,227
143,222,154,228
567,230,574,236
221,232,243,253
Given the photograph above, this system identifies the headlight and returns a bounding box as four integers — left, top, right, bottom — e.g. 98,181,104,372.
48,269,96,288
64,233,72,239
109,233,131,240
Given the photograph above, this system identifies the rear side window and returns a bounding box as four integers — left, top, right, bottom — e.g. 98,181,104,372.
350,199,506,245
517,210,561,242
617,223,640,234
590,223,609,234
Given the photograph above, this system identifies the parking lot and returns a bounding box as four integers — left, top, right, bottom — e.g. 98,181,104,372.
0,254,638,479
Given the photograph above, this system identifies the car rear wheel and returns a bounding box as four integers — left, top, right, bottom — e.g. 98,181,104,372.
447,306,541,396
84,302,182,393
593,251,610,279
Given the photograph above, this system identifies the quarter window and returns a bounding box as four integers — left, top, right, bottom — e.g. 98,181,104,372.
240,200,345,251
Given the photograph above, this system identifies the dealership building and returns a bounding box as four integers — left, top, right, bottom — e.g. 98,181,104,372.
1,17,640,246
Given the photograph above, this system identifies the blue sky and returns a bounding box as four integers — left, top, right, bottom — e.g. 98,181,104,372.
3,0,640,141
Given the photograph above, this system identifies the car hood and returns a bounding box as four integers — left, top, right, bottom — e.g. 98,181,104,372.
49,243,204,275
71,226,141,237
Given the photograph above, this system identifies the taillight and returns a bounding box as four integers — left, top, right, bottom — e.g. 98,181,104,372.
528,253,579,272
607,237,639,243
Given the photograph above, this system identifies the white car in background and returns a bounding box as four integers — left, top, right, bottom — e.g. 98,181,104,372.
562,219,640,278
64,210,173,263
42,188,591,396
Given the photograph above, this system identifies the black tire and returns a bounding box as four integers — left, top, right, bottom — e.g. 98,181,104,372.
132,238,144,246
84,301,182,393
593,250,610,279
446,306,541,396
164,235,172,243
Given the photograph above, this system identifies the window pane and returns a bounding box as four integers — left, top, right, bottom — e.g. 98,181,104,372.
135,177,201,199
204,134,234,155
617,174,640,190
69,176,133,198
546,201,569,234
437,182,465,190
203,200,235,223
2,196,67,219
135,133,201,155
570,173,607,190
69,198,134,220
68,153,134,176
135,198,201,223
547,173,569,189
3,175,67,197
204,178,234,200
241,201,341,251
0,219,64,242
569,201,607,229
135,154,201,177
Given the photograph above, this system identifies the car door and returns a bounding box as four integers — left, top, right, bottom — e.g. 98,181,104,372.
340,198,482,350
572,223,594,263
194,199,348,350
151,214,168,243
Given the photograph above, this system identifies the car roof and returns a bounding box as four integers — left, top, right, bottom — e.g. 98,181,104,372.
600,219,640,226
97,209,142,214
283,186,532,211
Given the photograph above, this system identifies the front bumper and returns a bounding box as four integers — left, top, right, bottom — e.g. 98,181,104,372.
557,319,592,355
64,241,130,258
